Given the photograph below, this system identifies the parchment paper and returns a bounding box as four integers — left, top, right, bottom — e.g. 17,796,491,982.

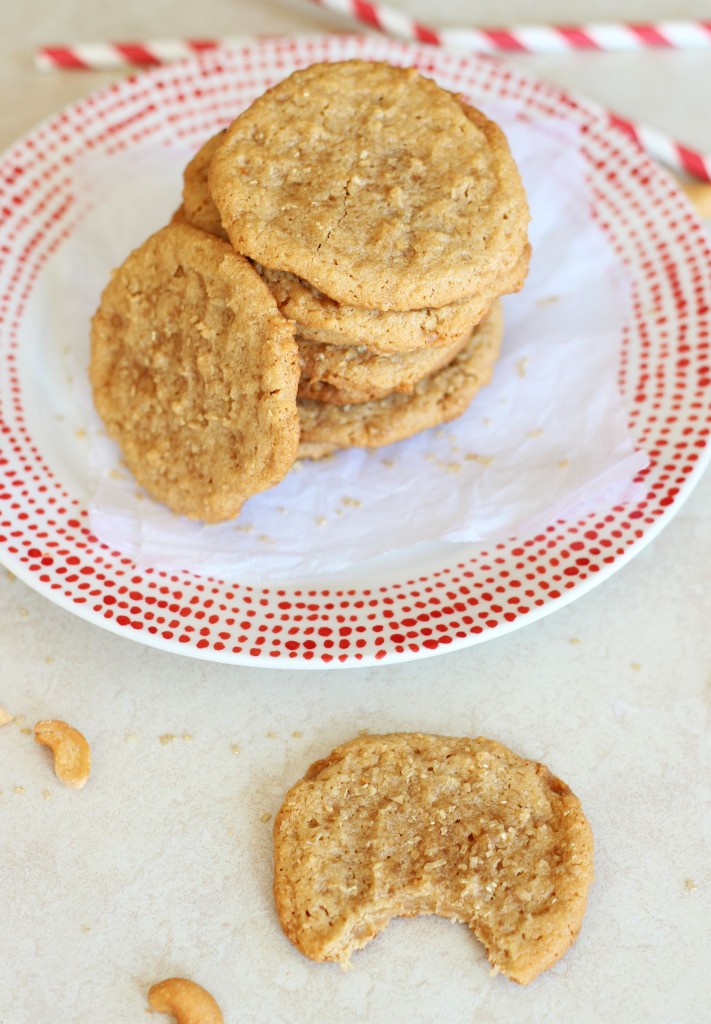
60,107,649,579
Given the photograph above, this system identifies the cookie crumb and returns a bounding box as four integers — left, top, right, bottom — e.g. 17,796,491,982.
292,730,303,739
465,452,493,466
19,607,29,618
0,707,13,727
315,516,328,528
536,295,560,307
515,356,528,378
159,733,176,746
527,428,544,439
260,812,272,823
340,496,361,508
558,459,570,469
13,785,25,795
5,569,15,582
568,637,581,645
42,789,52,800
267,731,278,740
630,662,642,672
125,732,139,742
684,878,697,891
231,744,241,756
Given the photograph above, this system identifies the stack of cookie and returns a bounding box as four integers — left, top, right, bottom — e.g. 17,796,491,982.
184,61,530,459
91,60,530,522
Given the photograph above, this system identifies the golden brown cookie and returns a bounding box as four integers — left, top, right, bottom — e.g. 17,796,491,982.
258,251,529,354
273,733,594,985
180,130,529,355
90,221,300,522
297,301,503,452
182,130,229,241
296,327,472,405
209,61,530,310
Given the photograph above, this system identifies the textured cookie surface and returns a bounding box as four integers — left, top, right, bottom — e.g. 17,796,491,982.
273,733,594,984
182,130,229,241
181,130,529,354
90,221,299,522
258,254,529,353
209,61,530,310
297,301,503,451
297,328,471,405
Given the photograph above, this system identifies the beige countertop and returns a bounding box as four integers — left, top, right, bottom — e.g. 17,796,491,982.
1,2,709,1022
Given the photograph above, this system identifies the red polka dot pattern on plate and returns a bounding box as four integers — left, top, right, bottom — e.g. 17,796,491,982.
0,35,709,667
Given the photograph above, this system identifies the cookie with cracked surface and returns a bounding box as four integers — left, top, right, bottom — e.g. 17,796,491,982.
180,129,529,354
273,732,594,984
90,221,299,523
208,60,530,310
297,326,472,405
297,301,503,451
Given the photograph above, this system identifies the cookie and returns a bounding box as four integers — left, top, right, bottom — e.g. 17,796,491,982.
90,221,300,522
258,252,529,354
297,301,503,451
181,131,529,354
273,733,594,985
182,130,229,242
296,327,472,405
208,61,530,310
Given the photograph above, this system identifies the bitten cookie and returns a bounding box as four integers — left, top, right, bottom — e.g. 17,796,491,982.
89,221,300,522
208,61,530,310
297,301,503,453
273,733,594,985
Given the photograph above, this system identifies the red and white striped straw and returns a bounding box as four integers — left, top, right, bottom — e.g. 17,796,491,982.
606,113,711,183
34,38,253,71
34,15,711,184
34,17,711,71
306,1,711,52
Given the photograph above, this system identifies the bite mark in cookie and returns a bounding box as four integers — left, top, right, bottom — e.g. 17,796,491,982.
273,733,594,984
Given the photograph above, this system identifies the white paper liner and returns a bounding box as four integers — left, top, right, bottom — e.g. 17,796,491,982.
60,106,649,580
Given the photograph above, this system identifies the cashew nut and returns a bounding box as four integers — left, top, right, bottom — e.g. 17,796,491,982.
34,720,91,789
148,978,223,1024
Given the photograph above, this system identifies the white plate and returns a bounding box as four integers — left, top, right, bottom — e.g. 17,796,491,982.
1,34,710,667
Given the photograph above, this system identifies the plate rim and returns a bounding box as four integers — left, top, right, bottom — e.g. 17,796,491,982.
1,32,710,668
